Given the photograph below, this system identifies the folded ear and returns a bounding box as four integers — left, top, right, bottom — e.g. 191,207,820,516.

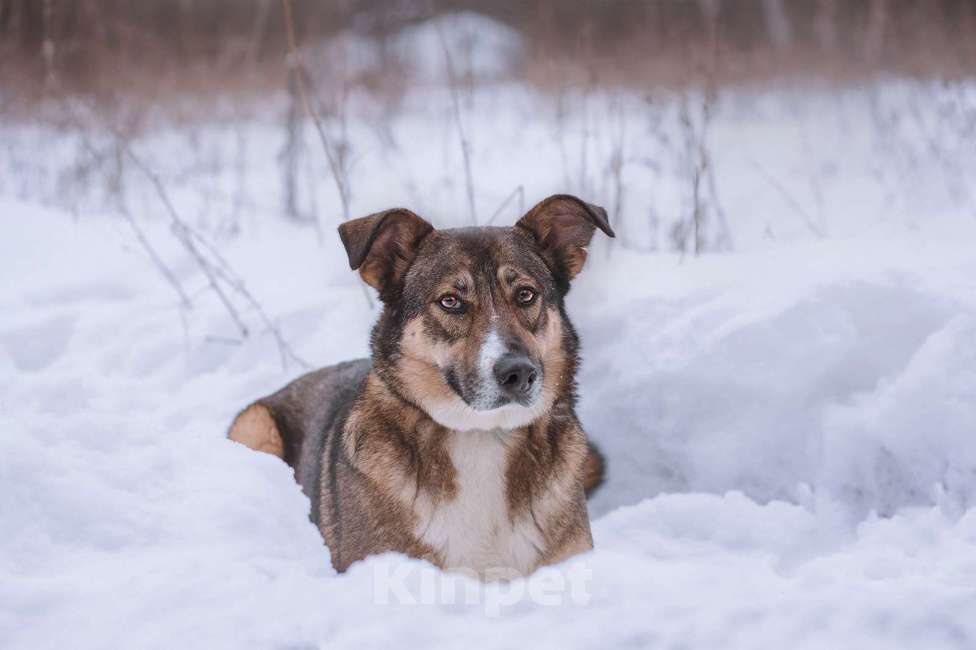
516,194,615,288
337,208,434,298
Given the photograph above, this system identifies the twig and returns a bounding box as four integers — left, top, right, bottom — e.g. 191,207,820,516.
553,89,574,191
123,143,310,370
281,0,351,222
124,149,250,338
435,18,478,225
607,95,626,254
281,0,373,309
41,0,57,90
699,92,732,251
484,185,524,226
579,88,591,197
120,204,192,308
677,94,707,256
692,161,704,256
747,158,826,239
205,336,244,346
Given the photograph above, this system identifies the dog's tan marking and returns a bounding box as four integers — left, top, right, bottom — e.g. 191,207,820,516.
543,531,593,566
398,317,459,406
526,307,568,408
343,375,457,502
228,404,283,458
582,444,605,496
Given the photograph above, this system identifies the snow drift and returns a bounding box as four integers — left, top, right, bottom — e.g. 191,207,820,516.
3,79,976,648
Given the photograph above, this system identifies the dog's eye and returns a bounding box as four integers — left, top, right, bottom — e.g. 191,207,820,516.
515,287,537,305
438,294,463,312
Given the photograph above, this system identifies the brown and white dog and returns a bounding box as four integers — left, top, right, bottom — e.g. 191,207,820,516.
228,194,613,579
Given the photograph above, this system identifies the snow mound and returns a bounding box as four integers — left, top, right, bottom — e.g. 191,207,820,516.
307,31,385,81
393,12,524,83
578,243,976,520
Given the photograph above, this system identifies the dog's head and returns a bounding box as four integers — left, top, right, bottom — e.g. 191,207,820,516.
339,195,614,431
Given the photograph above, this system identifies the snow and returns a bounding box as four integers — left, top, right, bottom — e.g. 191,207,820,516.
577,241,976,521
393,12,524,83
3,76,976,648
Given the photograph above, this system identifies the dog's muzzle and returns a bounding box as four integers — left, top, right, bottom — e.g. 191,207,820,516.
443,355,542,411
492,354,539,406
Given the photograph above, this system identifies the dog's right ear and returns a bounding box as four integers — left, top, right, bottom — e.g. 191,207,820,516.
337,208,434,298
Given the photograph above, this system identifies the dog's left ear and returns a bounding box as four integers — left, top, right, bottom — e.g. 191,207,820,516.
338,208,434,298
516,194,615,288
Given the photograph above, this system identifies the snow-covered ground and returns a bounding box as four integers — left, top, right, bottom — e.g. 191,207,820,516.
2,52,976,649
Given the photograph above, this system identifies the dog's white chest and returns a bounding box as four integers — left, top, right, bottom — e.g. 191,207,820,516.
414,430,544,578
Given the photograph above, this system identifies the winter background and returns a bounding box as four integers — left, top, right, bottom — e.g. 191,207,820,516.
2,2,976,648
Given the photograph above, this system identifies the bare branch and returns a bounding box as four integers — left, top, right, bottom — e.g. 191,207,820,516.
120,204,192,309
123,148,250,338
747,158,826,239
122,143,311,370
281,0,351,221
485,185,524,226
435,18,478,225
281,0,372,309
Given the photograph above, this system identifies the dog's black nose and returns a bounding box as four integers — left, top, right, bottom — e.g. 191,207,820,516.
493,354,538,402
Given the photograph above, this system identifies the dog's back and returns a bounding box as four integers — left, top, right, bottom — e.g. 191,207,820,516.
229,359,370,523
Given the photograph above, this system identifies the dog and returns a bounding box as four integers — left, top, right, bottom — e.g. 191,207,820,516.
228,194,613,579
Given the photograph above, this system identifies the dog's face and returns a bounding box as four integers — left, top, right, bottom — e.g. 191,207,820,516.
339,195,614,431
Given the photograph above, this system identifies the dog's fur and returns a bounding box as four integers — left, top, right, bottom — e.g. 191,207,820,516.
229,194,613,578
